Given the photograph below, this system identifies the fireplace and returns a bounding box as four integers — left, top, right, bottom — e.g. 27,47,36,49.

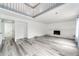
54,30,60,35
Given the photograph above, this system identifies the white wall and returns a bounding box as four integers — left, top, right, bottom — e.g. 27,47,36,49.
0,8,76,41
15,20,49,39
48,20,76,39
15,21,27,41
28,21,49,38
0,8,49,40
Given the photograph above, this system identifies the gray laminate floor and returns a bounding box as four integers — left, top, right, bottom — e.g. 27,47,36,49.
0,36,79,56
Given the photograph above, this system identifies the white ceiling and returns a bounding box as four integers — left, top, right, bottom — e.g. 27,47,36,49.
34,3,79,24
0,3,79,24
0,3,62,17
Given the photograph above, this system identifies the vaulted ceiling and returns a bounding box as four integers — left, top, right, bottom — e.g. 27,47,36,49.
0,3,79,24
0,3,63,18
34,3,79,24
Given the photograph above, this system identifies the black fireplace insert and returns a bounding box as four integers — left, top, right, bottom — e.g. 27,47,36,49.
54,30,60,35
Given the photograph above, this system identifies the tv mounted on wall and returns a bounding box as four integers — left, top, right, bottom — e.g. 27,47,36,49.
54,30,60,35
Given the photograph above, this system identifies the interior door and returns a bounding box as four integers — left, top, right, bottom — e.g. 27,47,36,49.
4,20,14,40
0,19,15,45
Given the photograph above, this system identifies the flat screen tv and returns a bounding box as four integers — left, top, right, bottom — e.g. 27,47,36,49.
54,30,60,35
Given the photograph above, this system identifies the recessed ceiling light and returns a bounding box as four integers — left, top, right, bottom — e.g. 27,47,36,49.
56,12,58,14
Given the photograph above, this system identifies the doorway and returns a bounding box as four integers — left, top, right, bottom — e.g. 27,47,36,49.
4,20,15,41
0,19,15,44
75,17,79,48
